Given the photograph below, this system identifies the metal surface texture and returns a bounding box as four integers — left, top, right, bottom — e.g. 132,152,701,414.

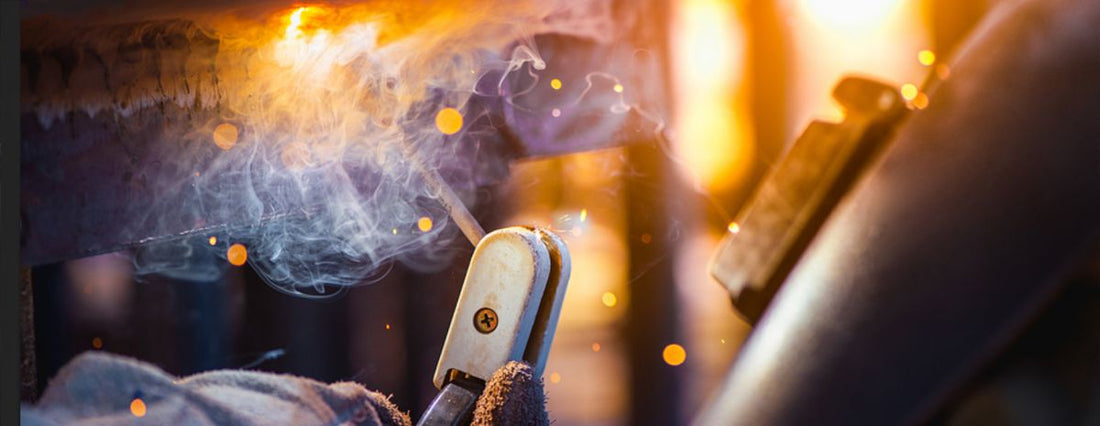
417,382,480,426
698,0,1100,424
710,76,907,323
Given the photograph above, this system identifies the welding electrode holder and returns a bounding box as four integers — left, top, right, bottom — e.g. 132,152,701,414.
709,76,910,324
417,227,571,426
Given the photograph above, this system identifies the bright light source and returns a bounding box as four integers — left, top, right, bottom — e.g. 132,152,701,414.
227,244,248,266
799,0,903,29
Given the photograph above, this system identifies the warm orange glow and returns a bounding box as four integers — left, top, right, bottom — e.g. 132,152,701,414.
912,93,929,110
92,337,103,349
385,324,391,330
936,64,951,79
130,398,147,417
418,217,433,232
227,243,248,266
579,209,588,222
601,291,617,307
640,233,652,244
549,372,562,384
550,78,562,90
212,123,239,151
672,0,754,192
208,236,217,246
281,142,313,170
799,0,903,29
286,7,308,38
918,49,936,66
727,222,740,234
900,83,918,101
662,344,687,366
592,343,601,352
435,108,464,135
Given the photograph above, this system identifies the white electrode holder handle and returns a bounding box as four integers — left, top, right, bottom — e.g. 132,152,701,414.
432,226,571,389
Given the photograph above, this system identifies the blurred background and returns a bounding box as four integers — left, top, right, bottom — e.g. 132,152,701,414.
24,0,1005,424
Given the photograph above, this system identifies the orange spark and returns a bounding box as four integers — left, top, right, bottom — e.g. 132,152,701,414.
663,344,687,366
227,243,248,266
130,398,147,417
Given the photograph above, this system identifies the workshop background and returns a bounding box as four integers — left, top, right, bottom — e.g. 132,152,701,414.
24,0,999,424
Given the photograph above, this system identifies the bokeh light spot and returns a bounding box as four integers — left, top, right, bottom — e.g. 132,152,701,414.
551,108,561,118
918,49,936,66
550,78,562,90
227,243,248,266
549,372,562,384
435,108,463,135
613,84,624,93
592,343,601,352
900,83,918,101
418,217,433,232
92,337,103,349
208,236,217,246
601,291,617,307
663,344,687,366
640,233,652,244
727,222,740,234
579,209,588,222
130,398,147,417
912,93,930,110
212,123,239,151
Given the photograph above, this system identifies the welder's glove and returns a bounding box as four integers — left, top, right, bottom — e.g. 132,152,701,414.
21,351,411,426
22,352,549,426
471,361,549,426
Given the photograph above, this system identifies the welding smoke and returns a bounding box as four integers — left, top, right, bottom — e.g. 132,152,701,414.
22,0,646,294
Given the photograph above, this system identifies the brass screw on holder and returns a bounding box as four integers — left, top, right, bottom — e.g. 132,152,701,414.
473,307,498,334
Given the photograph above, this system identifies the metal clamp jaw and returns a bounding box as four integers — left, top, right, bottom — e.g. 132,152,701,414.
418,226,571,426
709,76,910,324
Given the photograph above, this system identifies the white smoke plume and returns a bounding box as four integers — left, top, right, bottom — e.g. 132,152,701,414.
21,0,658,295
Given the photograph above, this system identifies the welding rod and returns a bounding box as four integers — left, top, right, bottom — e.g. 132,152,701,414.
405,146,486,247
